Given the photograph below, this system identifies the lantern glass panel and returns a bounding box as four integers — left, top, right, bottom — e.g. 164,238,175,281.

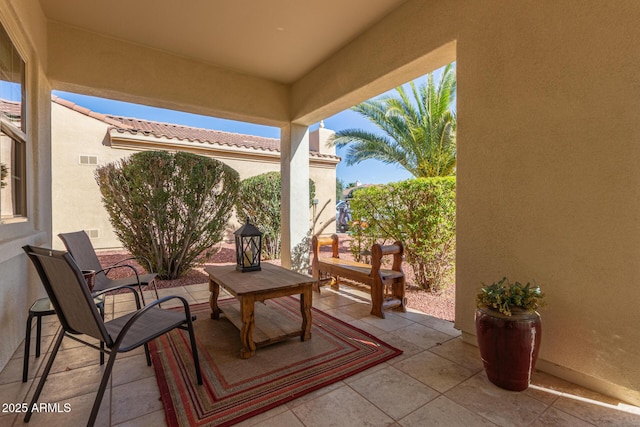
234,219,262,272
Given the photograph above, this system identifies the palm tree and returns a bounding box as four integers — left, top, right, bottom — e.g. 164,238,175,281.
331,63,456,177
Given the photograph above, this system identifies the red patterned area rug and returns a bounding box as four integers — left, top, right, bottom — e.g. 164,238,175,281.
149,297,402,426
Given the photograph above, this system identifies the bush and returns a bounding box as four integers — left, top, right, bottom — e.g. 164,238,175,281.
95,151,239,279
235,172,315,260
349,177,456,292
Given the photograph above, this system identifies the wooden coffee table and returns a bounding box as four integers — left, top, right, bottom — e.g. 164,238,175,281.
205,263,314,359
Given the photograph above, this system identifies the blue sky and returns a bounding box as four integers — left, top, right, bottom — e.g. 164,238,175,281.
51,67,452,187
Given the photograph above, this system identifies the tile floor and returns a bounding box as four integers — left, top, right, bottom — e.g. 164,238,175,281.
1,282,639,426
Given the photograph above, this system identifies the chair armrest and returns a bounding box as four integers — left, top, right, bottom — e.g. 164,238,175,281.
99,264,141,284
113,256,154,273
92,285,142,309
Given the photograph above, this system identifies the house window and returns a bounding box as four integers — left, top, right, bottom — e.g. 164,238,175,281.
0,22,27,222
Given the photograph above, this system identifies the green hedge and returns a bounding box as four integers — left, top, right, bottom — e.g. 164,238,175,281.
235,172,315,260
349,177,456,292
96,151,239,279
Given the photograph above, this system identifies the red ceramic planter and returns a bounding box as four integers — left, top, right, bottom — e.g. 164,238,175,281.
475,307,542,391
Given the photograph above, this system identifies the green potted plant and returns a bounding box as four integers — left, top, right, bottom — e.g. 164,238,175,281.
475,277,545,391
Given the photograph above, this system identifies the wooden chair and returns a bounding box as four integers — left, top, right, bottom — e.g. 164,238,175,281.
22,245,202,426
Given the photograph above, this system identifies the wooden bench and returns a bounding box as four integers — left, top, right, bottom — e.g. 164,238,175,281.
311,234,406,318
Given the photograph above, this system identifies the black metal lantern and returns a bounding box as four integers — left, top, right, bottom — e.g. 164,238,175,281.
234,218,262,272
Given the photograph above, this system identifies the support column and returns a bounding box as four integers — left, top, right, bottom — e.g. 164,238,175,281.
280,123,310,271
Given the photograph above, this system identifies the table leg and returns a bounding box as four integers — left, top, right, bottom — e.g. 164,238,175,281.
300,287,312,341
209,278,220,320
239,296,256,359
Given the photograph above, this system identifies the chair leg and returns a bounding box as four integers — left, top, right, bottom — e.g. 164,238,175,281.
98,302,105,365
22,313,35,382
139,283,146,306
144,343,151,366
186,316,203,385
35,315,42,358
88,348,118,427
152,280,160,302
24,330,64,423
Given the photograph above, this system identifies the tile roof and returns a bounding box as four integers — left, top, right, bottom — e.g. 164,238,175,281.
51,95,338,159
108,116,281,152
0,98,22,121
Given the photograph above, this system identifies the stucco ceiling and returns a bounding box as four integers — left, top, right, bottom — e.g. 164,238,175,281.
38,0,406,84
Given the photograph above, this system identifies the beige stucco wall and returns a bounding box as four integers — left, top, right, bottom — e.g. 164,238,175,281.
51,102,127,249
292,0,640,407
51,102,337,249
454,1,640,405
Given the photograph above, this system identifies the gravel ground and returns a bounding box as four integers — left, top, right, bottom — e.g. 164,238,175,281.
97,235,455,321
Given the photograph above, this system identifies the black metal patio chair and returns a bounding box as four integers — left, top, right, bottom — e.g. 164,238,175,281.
22,245,202,426
58,230,159,305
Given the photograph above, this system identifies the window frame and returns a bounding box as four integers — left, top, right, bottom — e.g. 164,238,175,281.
0,19,28,225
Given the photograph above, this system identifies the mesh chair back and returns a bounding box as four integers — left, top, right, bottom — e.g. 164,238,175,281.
23,245,112,346
58,230,108,289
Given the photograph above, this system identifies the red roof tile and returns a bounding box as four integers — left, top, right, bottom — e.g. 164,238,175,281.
51,95,338,160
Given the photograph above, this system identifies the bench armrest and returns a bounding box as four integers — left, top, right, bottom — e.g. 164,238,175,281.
371,241,404,273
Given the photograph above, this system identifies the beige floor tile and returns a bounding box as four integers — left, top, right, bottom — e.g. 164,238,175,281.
393,323,455,350
348,365,440,420
0,378,33,406
111,293,138,304
341,302,377,320
427,336,484,373
110,353,155,387
286,381,346,409
110,376,163,425
551,395,640,426
0,353,46,385
49,344,104,374
319,307,358,323
394,351,475,393
156,287,191,298
342,363,389,386
234,405,295,427
375,332,426,364
113,409,167,427
359,312,415,332
0,412,17,426
245,409,305,427
186,289,211,303
531,406,595,426
445,372,549,426
348,319,388,337
313,292,359,309
184,282,210,293
415,315,461,337
34,363,110,403
399,395,496,427
25,385,111,427
291,385,395,427
112,300,140,314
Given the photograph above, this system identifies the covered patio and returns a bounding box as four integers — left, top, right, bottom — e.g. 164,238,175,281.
2,285,639,426
1,0,640,424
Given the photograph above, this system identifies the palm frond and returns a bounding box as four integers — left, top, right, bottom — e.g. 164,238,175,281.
332,63,457,178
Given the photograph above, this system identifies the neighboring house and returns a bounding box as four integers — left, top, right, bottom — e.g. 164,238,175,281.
51,96,340,250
